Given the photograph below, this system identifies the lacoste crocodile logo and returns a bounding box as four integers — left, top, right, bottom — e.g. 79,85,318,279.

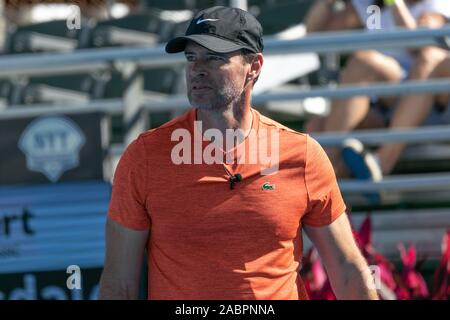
261,182,275,191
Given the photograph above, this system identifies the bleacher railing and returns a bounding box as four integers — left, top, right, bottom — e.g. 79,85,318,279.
0,25,449,76
1,26,450,195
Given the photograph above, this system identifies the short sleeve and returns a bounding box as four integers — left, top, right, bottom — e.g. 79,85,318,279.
422,0,450,18
108,136,151,230
302,135,346,227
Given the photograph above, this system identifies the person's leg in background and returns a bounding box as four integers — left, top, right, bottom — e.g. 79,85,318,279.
376,52,450,175
305,0,362,33
305,50,403,177
304,0,366,177
353,12,450,176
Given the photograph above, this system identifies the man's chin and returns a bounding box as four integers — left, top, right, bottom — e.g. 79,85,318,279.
188,97,213,110
195,104,215,111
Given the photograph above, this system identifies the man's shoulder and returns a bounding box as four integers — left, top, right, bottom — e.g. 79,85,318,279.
256,109,307,140
138,108,194,143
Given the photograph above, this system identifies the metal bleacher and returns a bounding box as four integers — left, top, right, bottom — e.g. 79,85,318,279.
255,0,314,35
1,0,450,299
4,19,90,54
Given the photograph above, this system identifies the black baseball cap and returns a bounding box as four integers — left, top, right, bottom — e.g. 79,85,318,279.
165,6,264,54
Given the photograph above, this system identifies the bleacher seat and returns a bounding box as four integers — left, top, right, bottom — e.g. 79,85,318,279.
144,0,214,11
5,19,90,54
165,19,191,41
256,0,314,35
0,79,14,107
18,74,92,105
89,12,165,48
16,70,127,105
12,63,184,106
98,70,127,99
142,66,184,95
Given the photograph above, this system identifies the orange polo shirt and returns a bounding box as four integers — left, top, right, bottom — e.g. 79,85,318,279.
108,107,346,300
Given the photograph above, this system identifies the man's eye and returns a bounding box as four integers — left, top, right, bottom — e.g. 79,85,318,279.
185,56,195,62
208,56,223,61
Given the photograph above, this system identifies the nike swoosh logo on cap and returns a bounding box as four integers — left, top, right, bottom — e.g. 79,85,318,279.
196,18,219,24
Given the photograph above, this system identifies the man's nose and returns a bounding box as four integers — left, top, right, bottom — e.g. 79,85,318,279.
190,61,208,77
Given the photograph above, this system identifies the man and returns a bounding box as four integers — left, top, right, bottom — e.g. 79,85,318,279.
99,6,378,300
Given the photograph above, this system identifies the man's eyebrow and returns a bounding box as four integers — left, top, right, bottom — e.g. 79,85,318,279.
184,51,195,55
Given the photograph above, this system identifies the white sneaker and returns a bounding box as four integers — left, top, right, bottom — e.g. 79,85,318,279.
341,138,383,204
341,138,383,182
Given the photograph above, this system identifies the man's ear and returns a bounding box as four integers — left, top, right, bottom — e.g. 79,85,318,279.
250,53,264,81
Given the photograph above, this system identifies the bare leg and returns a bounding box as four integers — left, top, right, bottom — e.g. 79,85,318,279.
376,49,449,175
323,51,403,132
305,0,362,33
305,108,387,178
305,0,336,33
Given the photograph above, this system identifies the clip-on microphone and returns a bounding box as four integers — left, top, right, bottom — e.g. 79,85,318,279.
229,173,242,190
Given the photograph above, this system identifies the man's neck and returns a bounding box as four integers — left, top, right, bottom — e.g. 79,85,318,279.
197,105,252,130
195,84,255,148
196,103,253,147
197,105,254,151
197,106,253,147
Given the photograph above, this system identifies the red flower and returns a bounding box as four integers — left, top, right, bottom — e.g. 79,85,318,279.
352,215,374,258
398,244,429,299
432,230,450,300
303,247,335,299
301,213,448,300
